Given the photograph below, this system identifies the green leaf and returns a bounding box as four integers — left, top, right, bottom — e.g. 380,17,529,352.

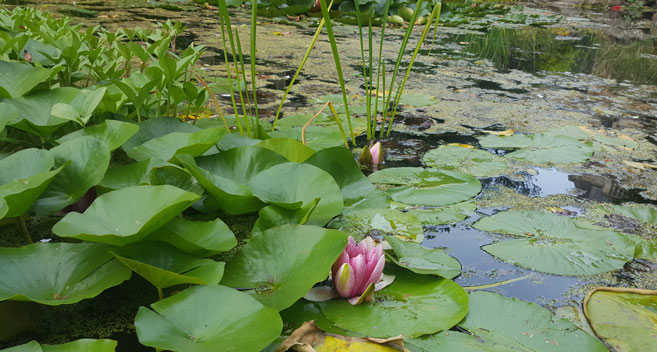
609,204,657,224
423,145,508,177
402,201,477,225
122,117,199,152
178,146,288,214
0,242,131,305
0,148,63,218
53,185,200,246
329,209,424,242
33,136,110,215
148,217,236,256
459,291,607,351
251,199,320,237
319,266,469,338
473,211,635,276
1,339,117,352
0,61,51,99
97,159,167,192
479,134,593,165
386,235,461,279
257,138,315,162
270,126,346,150
56,120,139,151
249,163,343,226
134,285,282,352
584,288,657,352
127,127,226,163
222,224,348,311
149,164,205,195
111,242,224,290
408,330,534,352
369,168,481,206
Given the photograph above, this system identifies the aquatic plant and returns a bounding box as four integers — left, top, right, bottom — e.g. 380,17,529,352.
332,236,385,304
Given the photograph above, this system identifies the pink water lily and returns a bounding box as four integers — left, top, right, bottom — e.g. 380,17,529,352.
370,142,383,165
331,236,385,305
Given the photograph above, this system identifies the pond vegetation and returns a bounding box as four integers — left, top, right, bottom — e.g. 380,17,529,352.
1,0,657,351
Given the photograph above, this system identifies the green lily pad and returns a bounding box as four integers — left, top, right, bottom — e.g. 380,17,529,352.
386,235,461,279
624,233,657,261
121,117,199,152
270,126,346,150
422,145,508,177
545,126,638,150
609,204,657,224
329,209,424,242
0,242,131,305
0,339,117,352
369,168,481,206
179,146,287,214
408,330,533,352
251,199,319,237
304,147,377,205
127,127,226,163
134,285,282,352
584,288,657,352
401,201,477,225
149,164,205,195
56,120,139,151
0,102,19,133
33,136,110,215
479,134,593,165
222,224,348,311
53,185,200,246
148,217,236,256
96,159,167,192
257,138,315,163
319,266,469,338
473,211,635,276
0,148,63,218
249,163,343,226
111,242,224,290
0,61,51,99
458,291,607,351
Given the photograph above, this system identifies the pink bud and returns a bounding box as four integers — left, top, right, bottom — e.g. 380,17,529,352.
331,236,385,305
370,142,383,165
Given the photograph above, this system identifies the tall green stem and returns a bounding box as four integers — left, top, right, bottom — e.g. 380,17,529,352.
217,0,244,135
250,0,259,138
19,216,32,244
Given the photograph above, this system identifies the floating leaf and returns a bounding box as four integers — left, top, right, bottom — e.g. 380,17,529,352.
222,224,347,311
249,163,343,226
56,120,139,151
369,168,481,206
408,330,533,352
385,236,461,279
251,199,320,236
134,285,282,352
473,211,635,276
0,339,117,352
127,127,226,163
121,117,199,152
0,61,51,99
111,242,224,290
319,266,468,338
53,185,200,246
479,133,593,164
422,145,508,177
457,291,607,351
148,217,236,256
584,287,657,352
401,201,476,225
257,138,316,162
329,209,424,242
270,126,346,150
0,242,131,305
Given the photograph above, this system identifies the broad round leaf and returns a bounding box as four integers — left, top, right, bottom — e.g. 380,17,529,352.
33,136,111,215
369,168,481,206
56,120,139,151
251,200,320,237
257,138,315,162
403,201,477,225
149,217,236,256
0,148,62,218
52,185,200,246
111,241,224,290
270,126,346,150
422,145,508,177
386,235,461,279
609,204,657,224
122,117,199,152
479,134,593,164
127,127,226,163
222,224,348,311
149,164,205,195
8,87,89,136
97,159,168,192
459,291,607,351
474,211,635,276
0,61,51,99
0,242,131,305
249,163,343,226
1,339,117,352
329,209,424,242
134,285,282,352
319,266,469,338
408,330,533,352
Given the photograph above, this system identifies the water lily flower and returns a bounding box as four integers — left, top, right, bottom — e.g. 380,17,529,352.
611,5,622,11
331,236,385,305
370,142,383,165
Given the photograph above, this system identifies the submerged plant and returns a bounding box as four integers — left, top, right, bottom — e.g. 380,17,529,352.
332,236,385,305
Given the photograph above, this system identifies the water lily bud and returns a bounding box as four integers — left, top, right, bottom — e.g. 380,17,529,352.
370,142,383,165
331,236,385,305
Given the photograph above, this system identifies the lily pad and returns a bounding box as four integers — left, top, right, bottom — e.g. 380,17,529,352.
609,204,657,224
319,266,469,338
111,242,224,290
56,120,139,151
270,126,346,150
257,138,315,163
458,291,607,351
52,185,200,246
408,330,534,352
126,127,226,163
422,145,508,177
479,133,593,165
0,61,51,99
249,163,343,226
149,164,205,195
96,159,166,192
369,168,481,206
33,136,110,215
222,224,348,311
584,287,657,352
134,285,282,352
401,201,477,226
473,211,635,276
0,148,63,218
148,217,236,256
250,199,320,237
329,209,424,242
385,235,461,279
0,242,131,305
121,117,199,152
179,146,287,214
0,339,117,352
